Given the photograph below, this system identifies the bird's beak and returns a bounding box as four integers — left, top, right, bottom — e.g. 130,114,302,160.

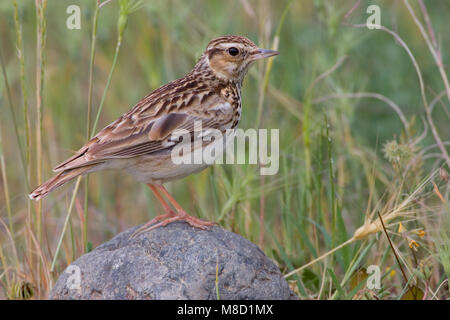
250,48,280,61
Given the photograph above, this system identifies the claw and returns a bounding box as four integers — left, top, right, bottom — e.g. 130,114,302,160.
129,210,215,239
130,210,177,239
145,211,215,231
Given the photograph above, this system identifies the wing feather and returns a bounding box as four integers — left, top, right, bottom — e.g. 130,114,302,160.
53,89,233,172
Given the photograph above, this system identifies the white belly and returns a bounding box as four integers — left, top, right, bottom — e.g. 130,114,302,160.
123,129,235,184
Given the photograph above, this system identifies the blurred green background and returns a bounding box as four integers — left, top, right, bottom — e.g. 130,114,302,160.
0,0,449,299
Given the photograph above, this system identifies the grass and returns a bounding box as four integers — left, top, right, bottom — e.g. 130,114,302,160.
0,0,449,299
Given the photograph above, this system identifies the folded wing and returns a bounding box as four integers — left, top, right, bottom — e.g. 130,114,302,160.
53,92,233,172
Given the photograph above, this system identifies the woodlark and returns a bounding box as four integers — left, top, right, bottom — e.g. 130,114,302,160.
29,35,279,233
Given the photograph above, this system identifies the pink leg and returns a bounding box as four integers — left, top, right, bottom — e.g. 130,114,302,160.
130,184,177,238
148,185,215,230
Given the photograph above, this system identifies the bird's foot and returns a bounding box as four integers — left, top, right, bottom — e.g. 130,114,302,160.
174,211,216,230
130,210,178,238
131,211,215,238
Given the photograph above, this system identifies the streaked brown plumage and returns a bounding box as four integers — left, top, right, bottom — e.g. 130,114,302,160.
29,35,278,233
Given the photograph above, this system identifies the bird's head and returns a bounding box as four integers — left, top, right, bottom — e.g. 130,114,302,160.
200,35,279,82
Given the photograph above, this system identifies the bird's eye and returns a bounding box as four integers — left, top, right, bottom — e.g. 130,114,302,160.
228,47,239,56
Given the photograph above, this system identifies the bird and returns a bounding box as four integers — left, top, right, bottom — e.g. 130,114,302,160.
29,35,279,234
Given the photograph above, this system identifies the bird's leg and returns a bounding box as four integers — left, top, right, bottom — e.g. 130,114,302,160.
141,185,215,231
148,184,176,217
130,184,177,238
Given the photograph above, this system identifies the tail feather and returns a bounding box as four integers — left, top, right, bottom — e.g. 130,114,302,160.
29,165,94,201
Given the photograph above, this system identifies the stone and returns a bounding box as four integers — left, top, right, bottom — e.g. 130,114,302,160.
50,222,296,300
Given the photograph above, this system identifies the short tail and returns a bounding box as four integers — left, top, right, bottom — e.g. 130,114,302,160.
29,165,94,201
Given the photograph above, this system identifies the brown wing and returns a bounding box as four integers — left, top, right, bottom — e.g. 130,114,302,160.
53,79,233,172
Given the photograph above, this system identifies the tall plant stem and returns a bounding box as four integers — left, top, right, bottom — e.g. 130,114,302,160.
35,0,47,244
50,178,82,272
91,37,122,136
14,0,33,268
377,212,415,298
13,0,31,177
0,130,14,240
285,238,356,278
32,0,47,296
83,0,100,253
325,115,337,248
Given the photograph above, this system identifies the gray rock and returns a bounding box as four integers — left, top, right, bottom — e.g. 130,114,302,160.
50,222,296,300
